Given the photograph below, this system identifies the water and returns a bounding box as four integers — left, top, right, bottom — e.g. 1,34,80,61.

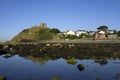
0,54,120,80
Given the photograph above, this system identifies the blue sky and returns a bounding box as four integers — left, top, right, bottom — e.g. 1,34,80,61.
0,0,120,42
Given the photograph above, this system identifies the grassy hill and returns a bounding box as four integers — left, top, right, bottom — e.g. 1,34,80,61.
11,23,60,42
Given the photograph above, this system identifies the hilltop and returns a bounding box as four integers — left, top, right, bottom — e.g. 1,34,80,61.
11,23,60,42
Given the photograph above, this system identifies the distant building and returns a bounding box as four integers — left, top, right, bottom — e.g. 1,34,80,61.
63,30,75,36
75,30,88,37
88,31,96,35
40,23,47,28
108,34,117,39
95,30,106,39
107,30,114,34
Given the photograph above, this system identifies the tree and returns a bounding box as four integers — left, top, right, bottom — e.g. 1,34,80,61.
97,25,108,31
113,30,117,34
117,31,120,37
50,28,60,34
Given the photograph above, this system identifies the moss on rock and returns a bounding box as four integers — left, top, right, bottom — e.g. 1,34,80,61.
0,76,6,80
66,58,77,65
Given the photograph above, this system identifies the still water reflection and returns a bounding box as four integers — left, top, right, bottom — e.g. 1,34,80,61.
0,54,120,80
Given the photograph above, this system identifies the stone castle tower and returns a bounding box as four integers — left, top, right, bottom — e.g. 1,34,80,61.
40,23,47,28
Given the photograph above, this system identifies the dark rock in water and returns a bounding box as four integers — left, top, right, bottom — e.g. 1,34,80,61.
96,78,100,80
116,73,120,76
52,77,60,80
95,59,108,66
0,76,6,80
77,64,85,71
3,54,14,58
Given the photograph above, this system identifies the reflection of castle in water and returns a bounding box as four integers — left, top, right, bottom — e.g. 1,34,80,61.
24,56,50,65
23,55,109,66
2,54,118,66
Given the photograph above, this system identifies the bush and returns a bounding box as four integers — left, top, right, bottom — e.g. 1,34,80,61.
50,28,60,34
117,31,120,37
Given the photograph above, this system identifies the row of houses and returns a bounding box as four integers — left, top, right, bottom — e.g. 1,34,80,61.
63,30,88,37
62,30,116,39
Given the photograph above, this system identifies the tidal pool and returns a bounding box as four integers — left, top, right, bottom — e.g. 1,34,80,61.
0,54,120,80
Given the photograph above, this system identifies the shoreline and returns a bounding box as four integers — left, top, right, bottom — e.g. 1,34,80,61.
12,39,120,44
0,39,120,57
0,39,120,45
40,39,120,43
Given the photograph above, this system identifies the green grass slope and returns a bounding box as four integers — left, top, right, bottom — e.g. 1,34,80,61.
11,23,58,42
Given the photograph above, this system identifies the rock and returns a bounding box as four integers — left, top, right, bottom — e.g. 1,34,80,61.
3,54,14,58
96,78,100,80
52,77,60,80
0,76,6,80
45,44,51,49
3,45,9,49
68,44,75,48
77,64,85,71
116,72,120,76
52,43,63,48
45,44,51,47
95,59,108,65
66,58,77,65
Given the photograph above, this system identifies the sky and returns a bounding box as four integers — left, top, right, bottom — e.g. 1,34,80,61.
0,0,120,42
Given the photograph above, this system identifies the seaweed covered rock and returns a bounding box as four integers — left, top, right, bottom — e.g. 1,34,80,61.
52,77,60,80
66,58,77,65
0,76,6,80
77,64,85,71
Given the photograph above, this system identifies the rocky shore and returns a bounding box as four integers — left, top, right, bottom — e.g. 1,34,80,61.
0,40,120,59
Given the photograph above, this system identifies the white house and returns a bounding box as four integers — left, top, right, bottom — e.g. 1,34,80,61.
99,30,105,34
75,30,88,37
88,31,96,35
107,30,114,34
95,30,106,38
63,30,75,36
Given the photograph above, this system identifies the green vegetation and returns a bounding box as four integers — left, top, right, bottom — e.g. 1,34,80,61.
59,34,79,40
11,23,60,42
50,28,60,34
66,58,77,65
113,30,117,34
117,31,120,37
97,25,108,31
9,49,16,54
